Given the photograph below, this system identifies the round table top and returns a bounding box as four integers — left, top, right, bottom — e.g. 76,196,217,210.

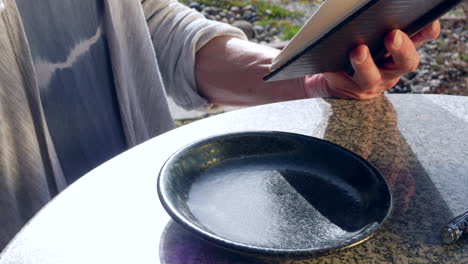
1,94,467,264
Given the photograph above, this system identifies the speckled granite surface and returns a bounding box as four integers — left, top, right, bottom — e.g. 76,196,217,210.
160,95,468,264
1,95,466,264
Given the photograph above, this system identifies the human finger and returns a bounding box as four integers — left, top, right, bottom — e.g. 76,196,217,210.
382,29,419,78
411,20,441,47
349,45,382,91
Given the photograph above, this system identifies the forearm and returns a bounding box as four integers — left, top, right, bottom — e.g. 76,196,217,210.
195,36,308,106
142,0,246,110
196,20,441,103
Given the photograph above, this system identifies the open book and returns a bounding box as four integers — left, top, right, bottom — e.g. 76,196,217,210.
264,0,463,82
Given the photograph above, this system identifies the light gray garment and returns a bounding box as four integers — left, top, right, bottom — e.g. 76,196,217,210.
16,0,129,184
0,0,246,251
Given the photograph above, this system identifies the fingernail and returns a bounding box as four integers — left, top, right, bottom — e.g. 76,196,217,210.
351,47,367,64
393,30,403,49
432,21,438,32
424,21,438,38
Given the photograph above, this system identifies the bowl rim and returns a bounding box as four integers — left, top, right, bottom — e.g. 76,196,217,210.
157,131,393,257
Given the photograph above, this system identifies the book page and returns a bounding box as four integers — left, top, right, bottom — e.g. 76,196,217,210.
270,0,371,72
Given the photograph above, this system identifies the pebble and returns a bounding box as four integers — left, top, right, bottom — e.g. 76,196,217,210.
421,86,431,93
230,6,241,15
244,5,256,12
189,2,201,11
431,79,441,87
232,20,255,39
254,25,265,34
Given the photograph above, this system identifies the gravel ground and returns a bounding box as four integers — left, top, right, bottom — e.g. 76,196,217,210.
390,18,468,95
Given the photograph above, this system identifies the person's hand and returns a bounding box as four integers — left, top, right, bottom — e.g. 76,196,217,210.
303,21,441,99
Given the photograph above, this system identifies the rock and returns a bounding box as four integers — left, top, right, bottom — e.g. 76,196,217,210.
421,86,431,93
230,6,241,15
419,69,430,76
251,12,257,21
430,79,441,87
242,10,254,21
254,25,265,34
219,11,227,18
256,33,265,41
202,7,216,15
244,5,256,12
189,2,201,11
232,20,255,40
226,11,235,19
269,27,279,36
406,72,418,80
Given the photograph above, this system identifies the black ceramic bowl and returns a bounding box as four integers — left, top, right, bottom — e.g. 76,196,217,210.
157,131,392,257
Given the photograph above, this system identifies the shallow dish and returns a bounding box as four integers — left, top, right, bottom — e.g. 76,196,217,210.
157,131,392,257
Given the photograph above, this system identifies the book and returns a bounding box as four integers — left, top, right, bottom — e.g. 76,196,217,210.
264,0,464,82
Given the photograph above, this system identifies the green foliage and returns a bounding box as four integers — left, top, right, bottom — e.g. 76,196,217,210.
178,0,305,40
447,7,465,16
461,53,468,62
256,19,301,40
253,0,302,19
178,0,303,19
436,38,448,50
280,23,301,40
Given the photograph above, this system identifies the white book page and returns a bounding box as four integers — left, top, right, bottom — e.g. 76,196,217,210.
270,0,371,71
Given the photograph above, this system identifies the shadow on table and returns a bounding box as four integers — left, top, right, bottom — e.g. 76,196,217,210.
159,221,269,264
158,95,466,263
321,96,452,243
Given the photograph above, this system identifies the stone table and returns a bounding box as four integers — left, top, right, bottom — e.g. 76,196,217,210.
1,94,467,264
